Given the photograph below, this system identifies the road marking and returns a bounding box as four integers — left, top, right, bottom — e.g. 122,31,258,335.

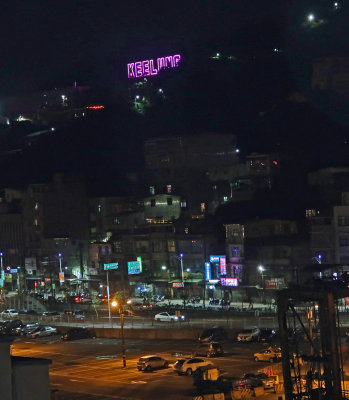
131,380,147,384
69,379,86,382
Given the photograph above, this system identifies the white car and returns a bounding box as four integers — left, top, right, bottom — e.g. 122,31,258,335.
1,309,19,318
28,326,58,338
237,327,261,342
173,358,214,375
154,312,185,322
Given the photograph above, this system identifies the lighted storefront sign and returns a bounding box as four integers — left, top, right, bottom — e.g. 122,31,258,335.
220,278,238,287
127,54,181,78
265,280,278,289
128,257,143,275
172,281,184,288
219,257,227,275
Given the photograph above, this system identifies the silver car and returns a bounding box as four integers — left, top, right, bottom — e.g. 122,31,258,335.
28,326,57,338
137,355,169,371
173,358,214,375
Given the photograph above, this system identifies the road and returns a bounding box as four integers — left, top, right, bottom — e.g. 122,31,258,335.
11,336,283,400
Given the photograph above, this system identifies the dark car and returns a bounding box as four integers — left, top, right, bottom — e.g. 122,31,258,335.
193,342,224,358
258,328,277,343
198,326,227,342
0,319,23,335
14,322,41,336
61,327,96,341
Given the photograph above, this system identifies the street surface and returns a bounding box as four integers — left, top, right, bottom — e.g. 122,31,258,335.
11,336,284,400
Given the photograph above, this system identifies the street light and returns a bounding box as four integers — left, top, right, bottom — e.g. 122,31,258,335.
0,252,3,271
179,253,184,287
307,13,315,22
258,265,265,287
111,300,126,368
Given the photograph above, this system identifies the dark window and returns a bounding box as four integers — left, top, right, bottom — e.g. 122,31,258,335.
167,197,173,206
151,199,156,207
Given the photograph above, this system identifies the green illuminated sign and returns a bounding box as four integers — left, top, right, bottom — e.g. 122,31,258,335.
128,257,142,275
104,263,119,271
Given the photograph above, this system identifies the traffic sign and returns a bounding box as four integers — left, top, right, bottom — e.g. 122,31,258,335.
104,263,119,270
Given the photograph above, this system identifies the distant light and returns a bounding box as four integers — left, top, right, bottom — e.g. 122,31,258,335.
51,127,55,131
158,88,163,93
258,265,265,272
135,95,140,100
274,48,279,52
216,53,220,57
86,105,104,110
209,285,214,289
318,254,322,259
186,268,190,272
127,299,132,304
61,95,66,100
64,266,68,270
272,160,278,165
334,2,338,7
0,252,3,257
235,149,240,153
161,265,166,270
180,253,183,258
111,301,117,307
308,14,315,21
99,284,103,288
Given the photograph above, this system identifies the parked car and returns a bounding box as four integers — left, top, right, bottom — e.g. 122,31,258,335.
42,311,60,318
257,328,277,343
137,355,169,371
198,326,227,342
14,322,40,336
240,373,275,389
61,327,96,341
28,326,58,338
173,358,214,375
192,342,224,358
0,319,23,335
237,327,261,342
253,347,281,362
64,310,85,319
154,312,185,322
1,309,19,318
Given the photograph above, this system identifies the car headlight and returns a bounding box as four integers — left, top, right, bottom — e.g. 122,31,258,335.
181,316,185,319
174,316,178,320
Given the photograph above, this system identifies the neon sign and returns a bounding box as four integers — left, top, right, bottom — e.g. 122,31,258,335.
127,54,181,78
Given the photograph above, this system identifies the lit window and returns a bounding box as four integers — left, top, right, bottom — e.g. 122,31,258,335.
34,219,38,226
185,227,189,234
223,196,228,202
338,216,349,226
34,202,39,210
180,201,187,208
305,209,316,218
113,217,120,224
149,186,155,195
97,205,102,213
200,203,206,212
167,184,172,193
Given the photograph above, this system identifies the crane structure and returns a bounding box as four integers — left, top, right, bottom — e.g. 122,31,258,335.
277,283,349,400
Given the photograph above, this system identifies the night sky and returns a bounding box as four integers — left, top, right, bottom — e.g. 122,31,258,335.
1,0,349,194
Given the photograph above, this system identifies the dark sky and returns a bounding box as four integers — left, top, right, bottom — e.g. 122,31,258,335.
1,0,290,94
1,0,349,195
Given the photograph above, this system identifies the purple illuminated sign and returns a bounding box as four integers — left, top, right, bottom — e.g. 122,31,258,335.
127,54,181,78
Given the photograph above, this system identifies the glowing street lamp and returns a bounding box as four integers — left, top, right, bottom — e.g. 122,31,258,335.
0,252,3,271
179,253,184,287
307,14,315,22
258,265,265,287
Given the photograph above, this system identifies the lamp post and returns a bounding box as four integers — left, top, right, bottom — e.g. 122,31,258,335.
112,299,126,368
58,253,63,286
0,252,3,271
179,253,184,287
258,265,265,287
